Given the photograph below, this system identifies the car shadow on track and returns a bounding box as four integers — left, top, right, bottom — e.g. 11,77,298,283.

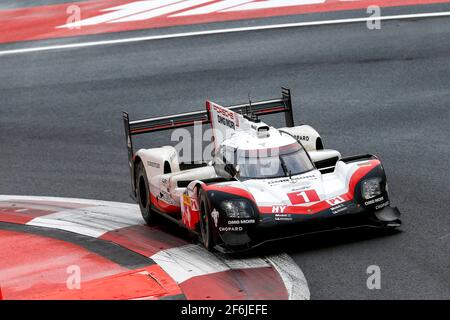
254,228,402,258
150,216,402,259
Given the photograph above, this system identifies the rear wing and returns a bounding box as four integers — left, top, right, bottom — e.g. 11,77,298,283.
124,87,293,133
123,88,295,193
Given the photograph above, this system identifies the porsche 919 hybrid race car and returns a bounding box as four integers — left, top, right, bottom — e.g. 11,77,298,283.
123,88,401,252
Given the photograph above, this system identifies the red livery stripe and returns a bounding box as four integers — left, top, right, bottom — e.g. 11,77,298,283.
259,160,380,215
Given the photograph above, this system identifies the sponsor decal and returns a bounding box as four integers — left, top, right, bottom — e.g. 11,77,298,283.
217,114,236,130
267,174,318,185
364,196,385,206
375,201,390,210
211,209,219,227
272,205,287,213
228,219,256,225
219,226,243,232
183,194,191,207
159,191,177,205
191,198,199,211
213,105,234,119
330,203,347,215
289,183,312,192
213,104,236,129
183,205,192,226
326,196,345,206
295,135,310,142
274,214,293,221
148,161,161,168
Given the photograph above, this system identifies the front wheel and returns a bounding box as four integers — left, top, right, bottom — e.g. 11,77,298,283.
136,161,158,225
199,189,214,251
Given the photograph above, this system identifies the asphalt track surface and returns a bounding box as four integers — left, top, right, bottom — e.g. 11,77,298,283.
0,4,449,299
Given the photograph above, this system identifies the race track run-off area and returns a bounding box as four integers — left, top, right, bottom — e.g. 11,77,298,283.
0,0,449,300
1,0,450,43
0,196,309,300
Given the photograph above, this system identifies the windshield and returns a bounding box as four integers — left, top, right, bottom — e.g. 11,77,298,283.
236,145,314,180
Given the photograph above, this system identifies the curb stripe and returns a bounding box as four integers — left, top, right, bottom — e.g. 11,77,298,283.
151,244,246,284
151,243,309,300
266,253,310,300
0,222,154,269
179,267,288,300
26,204,143,238
100,224,190,257
0,195,310,300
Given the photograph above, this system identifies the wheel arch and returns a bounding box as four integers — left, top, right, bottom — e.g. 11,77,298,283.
133,155,143,193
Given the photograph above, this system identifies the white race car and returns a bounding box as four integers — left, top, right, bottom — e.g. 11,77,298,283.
123,88,401,252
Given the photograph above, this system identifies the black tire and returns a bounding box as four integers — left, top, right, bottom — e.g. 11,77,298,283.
199,189,214,251
136,161,158,225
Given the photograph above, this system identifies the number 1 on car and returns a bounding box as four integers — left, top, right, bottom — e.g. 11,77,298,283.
287,190,320,204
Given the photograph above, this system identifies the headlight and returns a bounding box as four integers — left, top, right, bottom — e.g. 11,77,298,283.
220,200,254,219
362,178,382,200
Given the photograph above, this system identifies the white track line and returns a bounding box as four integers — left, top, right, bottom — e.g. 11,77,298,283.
0,11,449,56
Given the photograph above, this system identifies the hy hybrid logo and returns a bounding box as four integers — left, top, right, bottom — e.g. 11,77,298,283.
59,0,326,28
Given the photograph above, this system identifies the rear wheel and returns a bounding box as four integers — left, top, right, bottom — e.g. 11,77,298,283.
136,161,158,225
199,189,214,251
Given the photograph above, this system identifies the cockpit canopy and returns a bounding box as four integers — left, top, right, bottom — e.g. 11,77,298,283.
214,141,314,180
